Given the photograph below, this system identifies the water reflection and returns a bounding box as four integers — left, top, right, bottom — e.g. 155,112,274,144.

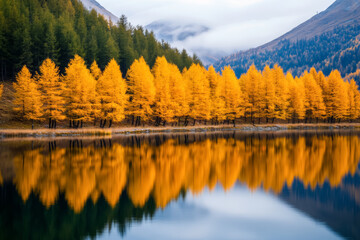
0,131,359,239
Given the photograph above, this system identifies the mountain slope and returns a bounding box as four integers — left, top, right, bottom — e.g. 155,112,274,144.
79,0,118,23
214,0,360,82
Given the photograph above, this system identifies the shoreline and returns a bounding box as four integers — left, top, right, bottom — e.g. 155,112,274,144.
1,123,360,138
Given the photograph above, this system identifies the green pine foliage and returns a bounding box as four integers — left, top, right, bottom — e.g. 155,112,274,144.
0,0,200,80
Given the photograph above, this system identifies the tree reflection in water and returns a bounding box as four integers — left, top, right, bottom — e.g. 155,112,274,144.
1,131,360,239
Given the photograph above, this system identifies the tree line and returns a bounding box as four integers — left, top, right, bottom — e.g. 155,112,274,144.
7,55,360,129
0,0,199,80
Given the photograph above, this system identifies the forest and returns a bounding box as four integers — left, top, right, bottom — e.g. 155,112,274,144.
0,0,199,80
214,24,360,83
3,54,360,129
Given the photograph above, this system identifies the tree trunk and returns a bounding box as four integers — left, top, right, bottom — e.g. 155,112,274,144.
233,119,236,127
49,118,52,129
32,119,34,130
109,119,112,128
81,120,83,128
193,119,196,126
102,119,107,128
69,120,72,128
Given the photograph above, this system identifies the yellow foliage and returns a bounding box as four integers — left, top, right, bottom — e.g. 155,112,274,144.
37,59,66,121
127,57,156,123
221,66,244,120
64,55,97,122
183,64,211,121
152,56,174,123
13,66,43,121
97,59,127,122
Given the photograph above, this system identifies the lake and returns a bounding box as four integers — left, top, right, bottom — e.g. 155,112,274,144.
0,130,359,240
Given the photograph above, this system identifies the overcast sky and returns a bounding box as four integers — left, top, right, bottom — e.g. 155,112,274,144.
97,0,336,56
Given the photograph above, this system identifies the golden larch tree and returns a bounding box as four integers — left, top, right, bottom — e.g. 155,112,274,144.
221,66,244,125
301,71,326,121
169,63,189,124
37,59,66,128
325,70,349,121
13,66,43,129
127,56,156,126
272,65,289,120
183,64,211,124
208,66,225,124
152,56,173,125
262,65,276,122
97,59,127,127
89,60,102,125
64,55,97,127
287,74,306,121
242,65,264,123
348,79,360,121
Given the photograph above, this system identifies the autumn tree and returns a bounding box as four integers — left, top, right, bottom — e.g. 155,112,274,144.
208,66,225,124
127,56,156,126
90,60,102,80
221,66,244,125
97,59,127,128
287,74,306,122
37,59,66,128
169,63,188,125
301,71,326,122
152,56,173,125
325,70,349,122
13,66,43,129
348,79,360,121
262,66,276,122
183,64,211,125
242,65,264,123
272,65,288,120
64,55,97,128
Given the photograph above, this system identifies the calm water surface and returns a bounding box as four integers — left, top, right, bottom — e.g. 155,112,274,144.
0,131,359,240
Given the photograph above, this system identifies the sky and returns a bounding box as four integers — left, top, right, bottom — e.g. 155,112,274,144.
96,0,336,60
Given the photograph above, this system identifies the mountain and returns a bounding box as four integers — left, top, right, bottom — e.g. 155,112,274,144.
79,0,119,23
214,0,360,82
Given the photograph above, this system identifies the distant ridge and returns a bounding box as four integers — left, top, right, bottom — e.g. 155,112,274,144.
214,0,360,82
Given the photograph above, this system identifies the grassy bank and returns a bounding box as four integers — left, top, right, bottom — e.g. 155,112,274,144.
1,123,360,138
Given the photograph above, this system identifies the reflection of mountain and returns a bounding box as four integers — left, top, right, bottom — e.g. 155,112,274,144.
281,172,360,239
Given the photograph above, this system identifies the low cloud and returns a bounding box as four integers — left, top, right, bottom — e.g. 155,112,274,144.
97,0,336,61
